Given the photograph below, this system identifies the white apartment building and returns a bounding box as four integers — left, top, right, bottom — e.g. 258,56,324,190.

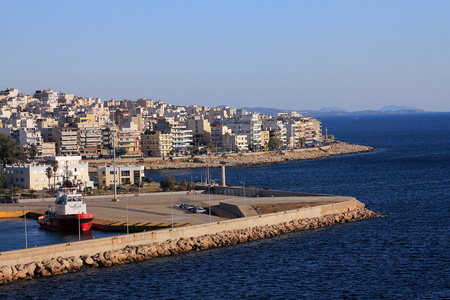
19,128,43,159
3,156,89,190
225,112,262,150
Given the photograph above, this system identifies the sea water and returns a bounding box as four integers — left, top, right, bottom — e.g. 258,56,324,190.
0,113,449,299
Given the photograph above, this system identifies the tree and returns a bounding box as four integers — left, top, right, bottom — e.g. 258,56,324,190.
206,142,216,153
268,137,282,150
0,134,28,166
29,143,38,160
117,148,127,156
160,176,177,191
298,137,306,148
0,172,5,187
45,167,53,189
52,161,59,190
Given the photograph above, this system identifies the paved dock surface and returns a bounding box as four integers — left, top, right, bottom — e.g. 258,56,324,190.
0,192,354,227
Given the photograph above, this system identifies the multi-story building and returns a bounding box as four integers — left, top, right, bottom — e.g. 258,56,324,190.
171,123,192,154
3,163,50,190
286,120,306,148
54,126,79,156
44,156,89,188
225,112,262,150
100,123,118,157
19,128,43,159
303,117,322,143
141,131,173,157
37,118,58,143
3,156,89,190
261,130,270,150
211,125,232,151
97,165,144,187
263,120,287,147
229,134,248,152
41,142,56,158
118,124,142,157
185,116,211,146
77,114,102,158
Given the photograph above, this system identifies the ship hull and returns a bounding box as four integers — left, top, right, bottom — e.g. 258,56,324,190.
38,213,93,231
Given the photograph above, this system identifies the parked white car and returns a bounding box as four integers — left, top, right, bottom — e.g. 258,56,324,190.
194,207,206,213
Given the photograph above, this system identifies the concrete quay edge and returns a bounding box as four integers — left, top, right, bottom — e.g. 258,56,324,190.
0,198,365,268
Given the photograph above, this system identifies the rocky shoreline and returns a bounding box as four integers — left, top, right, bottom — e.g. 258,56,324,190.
87,142,376,171
0,207,378,284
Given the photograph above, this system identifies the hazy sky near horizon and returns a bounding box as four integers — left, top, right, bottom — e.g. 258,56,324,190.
1,0,449,112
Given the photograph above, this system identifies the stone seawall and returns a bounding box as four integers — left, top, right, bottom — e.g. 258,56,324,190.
0,201,378,284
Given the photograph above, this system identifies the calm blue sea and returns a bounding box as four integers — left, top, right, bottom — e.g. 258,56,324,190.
1,113,449,299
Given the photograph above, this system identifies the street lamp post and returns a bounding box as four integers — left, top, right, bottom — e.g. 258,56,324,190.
113,110,118,202
208,183,211,223
241,181,246,218
21,205,27,248
170,190,173,229
124,193,129,234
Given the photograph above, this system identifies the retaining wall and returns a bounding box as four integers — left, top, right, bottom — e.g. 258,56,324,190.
0,199,365,268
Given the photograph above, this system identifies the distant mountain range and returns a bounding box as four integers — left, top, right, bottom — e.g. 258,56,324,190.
226,105,427,117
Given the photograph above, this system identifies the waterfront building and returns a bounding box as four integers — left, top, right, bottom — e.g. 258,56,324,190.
97,165,144,187
185,115,211,146
141,131,173,157
3,156,88,190
261,130,270,150
211,125,232,151
303,117,322,143
229,134,248,151
286,120,306,148
225,112,262,150
262,120,287,148
118,124,142,158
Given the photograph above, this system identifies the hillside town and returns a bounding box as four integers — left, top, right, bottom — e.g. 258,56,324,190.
0,87,330,192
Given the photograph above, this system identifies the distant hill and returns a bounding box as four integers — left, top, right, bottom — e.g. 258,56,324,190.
216,105,290,116
377,105,417,112
224,105,427,117
319,107,348,112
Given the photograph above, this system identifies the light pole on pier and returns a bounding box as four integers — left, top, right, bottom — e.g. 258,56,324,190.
123,193,129,234
240,181,246,218
21,205,28,248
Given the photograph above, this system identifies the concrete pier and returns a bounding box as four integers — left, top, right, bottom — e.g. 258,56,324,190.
0,188,378,283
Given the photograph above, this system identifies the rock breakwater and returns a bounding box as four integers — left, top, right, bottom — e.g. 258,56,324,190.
0,207,378,284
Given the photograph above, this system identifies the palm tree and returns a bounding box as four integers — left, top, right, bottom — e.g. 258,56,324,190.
45,167,53,190
51,161,58,190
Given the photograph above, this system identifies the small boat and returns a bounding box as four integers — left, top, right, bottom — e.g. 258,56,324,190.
38,186,93,232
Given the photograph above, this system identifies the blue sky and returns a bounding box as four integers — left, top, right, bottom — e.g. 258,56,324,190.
1,0,449,111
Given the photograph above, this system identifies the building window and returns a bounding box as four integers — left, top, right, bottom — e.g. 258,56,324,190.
121,170,130,176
